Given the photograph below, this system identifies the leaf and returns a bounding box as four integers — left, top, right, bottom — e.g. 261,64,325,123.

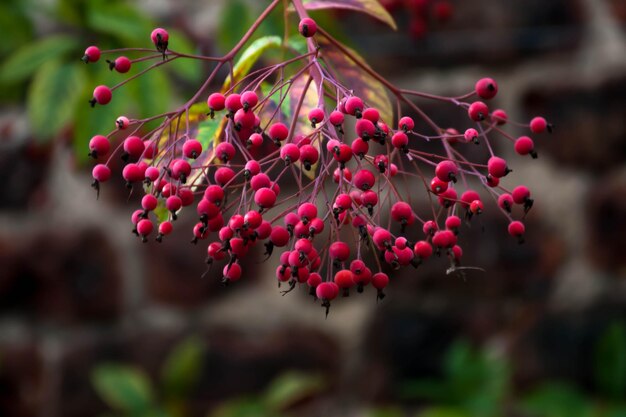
87,0,154,44
0,35,78,83
166,29,202,83
260,82,291,120
161,336,205,398
91,364,154,413
594,321,626,400
263,371,325,411
131,66,173,118
288,76,320,180
519,383,593,417
27,60,87,142
222,36,283,91
317,37,393,124
209,398,268,417
0,1,34,57
297,0,397,30
216,0,252,55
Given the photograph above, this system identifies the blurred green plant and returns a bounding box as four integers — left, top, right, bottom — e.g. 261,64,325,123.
0,0,199,162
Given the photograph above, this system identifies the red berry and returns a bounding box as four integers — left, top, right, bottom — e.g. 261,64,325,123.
445,215,461,232
92,164,111,182
159,221,173,236
92,85,112,105
89,135,110,157
498,193,514,212
183,139,203,159
141,194,158,211
438,188,457,208
113,56,131,73
468,101,489,121
355,119,376,139
435,160,458,183
280,143,300,164
308,108,324,125
475,77,498,100
297,202,318,220
208,93,226,111
391,201,413,224
214,167,235,185
508,220,525,238
240,91,258,110
432,230,456,249
333,167,352,183
268,122,289,143
334,270,354,288
215,142,236,162
225,94,242,112
299,18,317,37
414,241,433,259
354,169,375,190
371,272,389,290
464,128,478,144
223,263,242,281
391,131,409,150
329,110,344,126
514,136,535,157
423,220,438,236
530,116,547,134
491,109,508,125
460,190,480,209
316,282,339,300
83,46,100,63
430,177,448,194
487,156,510,178
330,241,350,262
151,28,169,51
123,136,144,159
345,96,364,116
122,163,144,184
307,273,322,288
512,185,531,204
469,200,484,214
398,116,414,131
299,144,319,170
254,187,277,209
137,219,153,237
362,107,380,123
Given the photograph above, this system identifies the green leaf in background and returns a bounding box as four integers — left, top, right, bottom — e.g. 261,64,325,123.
418,407,473,417
209,398,269,417
91,364,154,413
27,60,87,142
594,321,626,400
260,82,291,121
0,1,33,57
131,66,173,118
166,29,202,83
317,36,393,124
222,36,283,91
216,0,252,55
161,336,205,398
520,383,593,417
263,371,325,411
0,35,79,83
87,0,154,44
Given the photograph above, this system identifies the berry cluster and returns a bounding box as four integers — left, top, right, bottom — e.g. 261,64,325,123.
84,0,550,316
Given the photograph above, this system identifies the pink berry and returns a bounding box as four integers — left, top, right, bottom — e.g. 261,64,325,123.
438,188,457,208
214,167,235,185
299,18,317,37
215,142,236,162
254,187,276,209
508,220,525,240
423,220,438,236
183,139,203,159
330,241,350,262
89,135,110,158
475,77,498,99
391,131,409,150
329,110,344,126
414,241,433,259
113,56,131,73
297,202,318,220
159,221,173,235
268,122,289,144
514,136,536,158
280,143,300,164
299,144,319,170
92,85,112,105
116,116,130,130
82,46,101,63
123,136,144,159
354,169,375,190
92,164,111,182
223,263,242,281
151,28,169,51
225,94,242,112
208,93,226,111
487,156,510,178
355,119,376,139
512,185,531,204
399,116,415,131
435,160,458,183
491,109,508,125
498,193,514,212
141,194,158,211
308,108,324,125
247,133,264,148
530,116,547,134
240,91,258,110
137,219,153,237
122,163,143,184
362,108,380,123
464,128,479,144
468,101,488,121
345,96,364,116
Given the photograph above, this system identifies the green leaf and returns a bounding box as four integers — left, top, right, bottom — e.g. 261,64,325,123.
520,383,593,417
87,0,154,43
27,60,87,142
166,29,202,83
0,35,79,83
131,66,172,118
209,398,269,417
594,321,626,400
91,364,154,413
216,0,252,54
264,371,325,411
161,336,205,398
317,36,393,124
0,2,34,57
295,0,397,30
418,407,473,417
260,82,291,120
222,36,283,91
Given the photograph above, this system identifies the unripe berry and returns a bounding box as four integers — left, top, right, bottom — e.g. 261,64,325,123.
475,77,498,99
487,156,510,178
89,135,110,158
116,116,130,130
92,85,112,106
468,101,488,121
82,46,101,63
183,139,203,159
299,17,317,37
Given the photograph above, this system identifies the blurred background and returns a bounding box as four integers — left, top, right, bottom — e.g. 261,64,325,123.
1,0,625,416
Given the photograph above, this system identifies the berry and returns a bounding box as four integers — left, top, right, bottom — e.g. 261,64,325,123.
469,200,484,214
438,188,457,208
82,46,101,63
498,193,514,212
215,142,236,162
123,136,145,159
254,187,277,209
159,221,173,236
299,18,317,37
225,94,242,112
141,194,158,211
299,144,319,170
329,241,350,262
297,202,318,221
223,263,242,282
329,110,344,126
116,116,130,130
316,282,339,301
423,220,438,236
183,139,203,159
391,201,413,225
240,90,258,110
92,164,111,182
137,219,153,240
468,101,488,121
308,108,324,126
112,56,131,73
355,119,376,139
354,169,375,190
435,160,458,183
208,93,226,112
530,116,548,134
508,220,525,242
268,122,289,144
214,167,235,185
91,85,112,106
362,107,380,123
280,143,300,164
88,135,110,158
514,136,537,158
334,270,354,289
487,156,510,178
122,163,144,184
391,131,409,150
464,128,479,144
432,230,456,249
430,177,448,194
512,186,533,211
345,96,364,117
414,241,433,259
491,109,508,125
475,77,498,100
371,272,389,293
151,28,169,52
398,116,414,131
445,215,461,232
204,185,225,205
